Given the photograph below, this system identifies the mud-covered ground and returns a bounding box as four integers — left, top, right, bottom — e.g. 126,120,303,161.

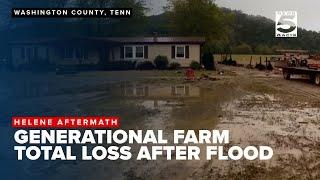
119,67,320,180
1,65,320,180
191,67,320,180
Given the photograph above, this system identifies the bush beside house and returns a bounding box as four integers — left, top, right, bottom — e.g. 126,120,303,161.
189,61,201,70
154,55,169,70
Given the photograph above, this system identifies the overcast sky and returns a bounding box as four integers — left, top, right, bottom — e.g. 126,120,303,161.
147,0,320,32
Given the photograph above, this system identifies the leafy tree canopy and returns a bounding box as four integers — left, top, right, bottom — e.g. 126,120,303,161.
166,0,234,44
232,43,253,54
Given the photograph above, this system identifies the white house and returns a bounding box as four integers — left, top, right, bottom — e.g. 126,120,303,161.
10,36,205,68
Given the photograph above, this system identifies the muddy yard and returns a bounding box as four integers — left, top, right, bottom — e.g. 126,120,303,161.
1,65,320,180
120,67,320,180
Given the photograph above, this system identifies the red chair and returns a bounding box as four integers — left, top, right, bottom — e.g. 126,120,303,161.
185,68,195,81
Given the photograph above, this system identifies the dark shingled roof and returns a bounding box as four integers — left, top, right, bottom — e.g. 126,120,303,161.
102,37,206,44
10,36,206,45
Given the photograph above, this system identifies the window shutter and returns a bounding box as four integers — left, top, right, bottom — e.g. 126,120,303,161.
144,46,148,59
185,46,189,58
171,46,175,59
120,46,124,59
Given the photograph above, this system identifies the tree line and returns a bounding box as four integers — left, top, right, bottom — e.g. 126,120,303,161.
1,0,320,59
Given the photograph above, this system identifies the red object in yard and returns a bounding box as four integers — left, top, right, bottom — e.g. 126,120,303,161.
185,68,195,81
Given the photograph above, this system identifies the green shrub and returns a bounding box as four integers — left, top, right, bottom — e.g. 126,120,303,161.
154,55,169,70
169,62,181,70
136,61,155,70
202,51,215,70
255,44,273,54
189,61,201,70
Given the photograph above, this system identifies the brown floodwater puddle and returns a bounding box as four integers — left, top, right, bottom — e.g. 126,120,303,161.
100,81,238,131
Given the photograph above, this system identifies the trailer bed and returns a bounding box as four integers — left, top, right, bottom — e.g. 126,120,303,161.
282,67,320,85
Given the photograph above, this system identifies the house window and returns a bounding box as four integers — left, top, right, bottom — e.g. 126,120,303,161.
125,46,133,58
123,45,145,59
75,48,88,59
20,47,25,59
176,46,185,58
135,86,145,96
64,48,73,58
135,46,144,58
75,48,81,58
26,47,36,59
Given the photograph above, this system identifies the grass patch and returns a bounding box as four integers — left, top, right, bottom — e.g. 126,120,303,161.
214,54,282,65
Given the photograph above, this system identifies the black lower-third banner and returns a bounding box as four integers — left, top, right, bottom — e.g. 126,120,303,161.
11,8,132,18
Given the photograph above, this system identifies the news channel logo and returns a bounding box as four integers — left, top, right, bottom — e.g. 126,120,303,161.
275,11,297,38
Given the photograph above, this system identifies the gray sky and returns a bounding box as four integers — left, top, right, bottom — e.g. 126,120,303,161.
147,0,320,32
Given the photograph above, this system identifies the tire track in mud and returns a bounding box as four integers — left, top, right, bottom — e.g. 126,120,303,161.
235,67,320,100
269,78,320,100
193,66,320,179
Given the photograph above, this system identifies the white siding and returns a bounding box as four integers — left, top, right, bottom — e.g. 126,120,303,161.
111,44,201,67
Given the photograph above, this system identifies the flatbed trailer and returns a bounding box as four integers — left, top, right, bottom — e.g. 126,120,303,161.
282,67,320,85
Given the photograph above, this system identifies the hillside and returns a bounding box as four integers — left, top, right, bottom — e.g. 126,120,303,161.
2,7,320,58
147,9,320,53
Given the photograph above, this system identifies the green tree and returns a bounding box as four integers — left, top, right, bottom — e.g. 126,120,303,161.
75,0,147,36
202,51,215,70
232,43,253,54
109,0,147,36
271,44,284,54
166,0,233,43
8,0,68,7
6,0,69,38
255,44,273,54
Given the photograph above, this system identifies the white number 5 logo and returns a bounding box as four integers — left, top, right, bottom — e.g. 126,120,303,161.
275,11,297,37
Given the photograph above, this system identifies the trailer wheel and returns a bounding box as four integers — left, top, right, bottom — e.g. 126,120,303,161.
310,75,316,83
283,71,291,80
315,74,320,86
